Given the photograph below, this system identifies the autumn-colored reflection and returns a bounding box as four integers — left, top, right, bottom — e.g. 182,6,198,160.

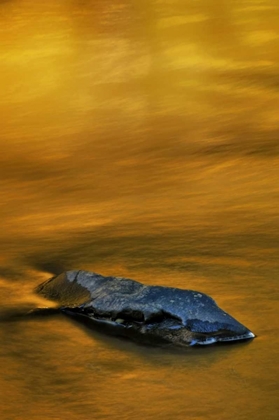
0,1,279,419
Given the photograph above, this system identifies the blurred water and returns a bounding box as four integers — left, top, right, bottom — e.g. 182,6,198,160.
0,1,279,419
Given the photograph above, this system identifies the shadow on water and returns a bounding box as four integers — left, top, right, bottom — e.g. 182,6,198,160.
0,303,254,364
28,261,68,276
0,306,60,323
52,310,255,361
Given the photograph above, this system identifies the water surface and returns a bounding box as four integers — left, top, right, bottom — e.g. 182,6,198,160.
0,1,279,419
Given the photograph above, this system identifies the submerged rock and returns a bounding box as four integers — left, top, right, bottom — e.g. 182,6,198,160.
36,270,255,347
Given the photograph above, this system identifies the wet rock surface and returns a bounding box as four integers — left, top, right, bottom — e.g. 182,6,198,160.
36,270,255,347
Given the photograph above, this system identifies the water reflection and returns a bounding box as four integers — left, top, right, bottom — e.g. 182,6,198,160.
0,0,279,419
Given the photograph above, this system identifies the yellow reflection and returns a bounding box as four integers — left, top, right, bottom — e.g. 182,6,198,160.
0,1,278,417
157,14,208,28
0,1,278,280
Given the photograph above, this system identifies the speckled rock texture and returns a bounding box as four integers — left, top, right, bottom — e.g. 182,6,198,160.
36,270,255,347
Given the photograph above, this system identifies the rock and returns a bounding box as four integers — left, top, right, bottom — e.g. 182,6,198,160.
36,270,255,347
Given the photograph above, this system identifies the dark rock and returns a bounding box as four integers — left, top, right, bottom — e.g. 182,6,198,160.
36,270,255,347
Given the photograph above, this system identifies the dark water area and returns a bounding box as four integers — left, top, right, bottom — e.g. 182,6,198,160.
0,1,279,419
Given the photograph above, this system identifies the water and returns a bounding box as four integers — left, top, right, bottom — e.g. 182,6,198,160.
0,1,279,419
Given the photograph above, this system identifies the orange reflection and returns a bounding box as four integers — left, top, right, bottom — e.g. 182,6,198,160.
0,1,278,418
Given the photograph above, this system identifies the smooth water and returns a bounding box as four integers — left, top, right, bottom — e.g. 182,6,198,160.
0,1,279,419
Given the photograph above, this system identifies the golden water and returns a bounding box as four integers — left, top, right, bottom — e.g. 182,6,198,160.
0,1,279,419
